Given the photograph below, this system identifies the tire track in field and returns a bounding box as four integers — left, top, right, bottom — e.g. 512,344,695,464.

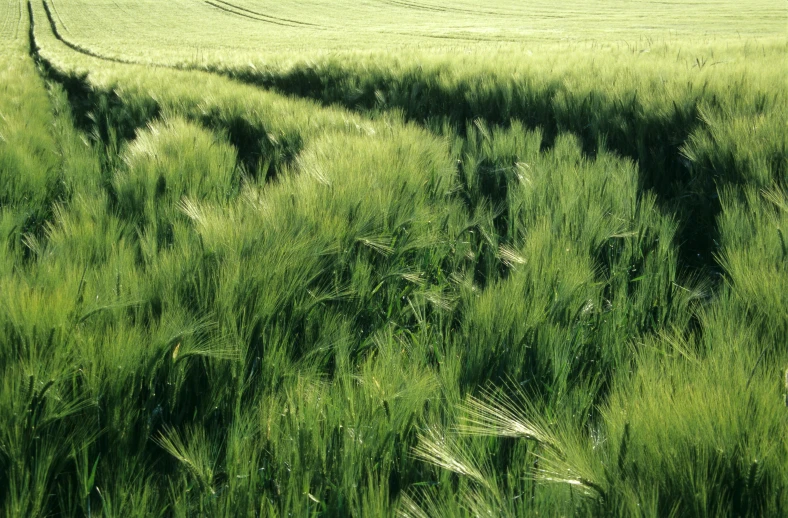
204,0,319,29
35,0,149,65
210,0,321,27
28,0,288,185
31,0,516,105
373,0,505,17
204,1,298,28
31,0,516,97
45,0,69,34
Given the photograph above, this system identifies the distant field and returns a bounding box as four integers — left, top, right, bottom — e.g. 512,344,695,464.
35,0,788,60
1,0,787,517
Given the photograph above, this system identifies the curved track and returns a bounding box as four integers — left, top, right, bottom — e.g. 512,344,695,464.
204,0,322,28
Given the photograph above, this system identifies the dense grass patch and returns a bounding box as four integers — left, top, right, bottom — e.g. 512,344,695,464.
213,42,786,270
0,0,784,516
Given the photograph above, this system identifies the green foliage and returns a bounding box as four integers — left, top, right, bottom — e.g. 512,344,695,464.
0,0,784,516
0,43,62,245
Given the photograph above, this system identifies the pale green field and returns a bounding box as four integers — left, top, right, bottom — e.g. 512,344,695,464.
37,0,788,62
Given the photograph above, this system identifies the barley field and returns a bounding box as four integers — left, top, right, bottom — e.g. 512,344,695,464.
1,0,787,516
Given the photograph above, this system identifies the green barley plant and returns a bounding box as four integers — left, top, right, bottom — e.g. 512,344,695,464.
0,0,784,515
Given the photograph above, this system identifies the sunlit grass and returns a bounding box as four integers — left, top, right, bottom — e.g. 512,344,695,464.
0,0,784,515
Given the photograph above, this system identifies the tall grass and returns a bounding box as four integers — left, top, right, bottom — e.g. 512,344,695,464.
0,1,783,516
218,41,786,269
0,40,61,248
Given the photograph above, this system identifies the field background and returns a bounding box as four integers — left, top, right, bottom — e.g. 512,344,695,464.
33,0,788,59
1,0,787,517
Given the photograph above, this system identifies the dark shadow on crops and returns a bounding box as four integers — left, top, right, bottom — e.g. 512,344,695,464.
30,1,159,147
33,0,299,182
29,1,157,179
31,0,724,273
196,111,303,181
218,64,723,276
